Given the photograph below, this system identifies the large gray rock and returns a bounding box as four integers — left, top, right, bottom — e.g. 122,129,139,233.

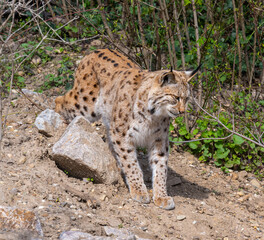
34,109,64,137
52,116,121,184
59,231,110,240
59,228,151,240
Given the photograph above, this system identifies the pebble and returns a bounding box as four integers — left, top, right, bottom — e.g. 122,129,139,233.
231,172,238,180
250,179,261,188
237,191,245,197
238,171,248,181
238,194,250,202
100,194,107,201
18,156,27,164
176,215,186,221
31,56,41,65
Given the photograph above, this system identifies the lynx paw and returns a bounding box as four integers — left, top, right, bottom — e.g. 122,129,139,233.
154,196,175,210
130,187,150,204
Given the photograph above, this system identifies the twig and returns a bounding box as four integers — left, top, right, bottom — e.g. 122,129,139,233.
170,133,234,144
191,91,264,148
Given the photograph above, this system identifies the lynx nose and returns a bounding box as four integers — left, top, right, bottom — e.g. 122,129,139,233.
178,102,185,113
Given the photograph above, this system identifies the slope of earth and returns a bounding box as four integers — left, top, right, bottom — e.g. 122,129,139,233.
1,55,264,240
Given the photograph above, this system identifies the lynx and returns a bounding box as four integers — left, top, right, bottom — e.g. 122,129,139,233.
55,49,199,210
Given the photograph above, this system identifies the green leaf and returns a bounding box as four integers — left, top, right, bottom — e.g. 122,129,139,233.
233,135,244,145
189,142,199,149
215,149,230,159
179,127,188,136
193,128,199,135
214,159,223,166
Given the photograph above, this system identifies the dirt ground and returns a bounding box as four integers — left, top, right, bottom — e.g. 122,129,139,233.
1,55,264,240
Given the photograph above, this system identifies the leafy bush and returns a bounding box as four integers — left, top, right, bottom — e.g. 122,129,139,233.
170,92,264,178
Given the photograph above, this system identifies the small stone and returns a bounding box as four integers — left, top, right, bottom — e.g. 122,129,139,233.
34,109,64,137
100,194,107,201
48,194,53,201
238,171,248,181
10,188,18,195
250,179,261,188
18,156,27,164
237,191,244,197
238,194,250,202
31,56,41,65
231,172,238,180
104,226,135,239
176,215,186,221
21,88,39,96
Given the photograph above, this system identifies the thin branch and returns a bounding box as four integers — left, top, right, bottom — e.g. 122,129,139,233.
192,91,264,148
170,133,233,144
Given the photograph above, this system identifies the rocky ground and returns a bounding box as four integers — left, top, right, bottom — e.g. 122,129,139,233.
1,54,264,240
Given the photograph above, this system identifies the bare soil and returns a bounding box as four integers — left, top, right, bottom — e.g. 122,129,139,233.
1,54,264,240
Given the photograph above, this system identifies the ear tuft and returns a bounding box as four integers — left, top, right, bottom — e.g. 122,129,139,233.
185,63,202,81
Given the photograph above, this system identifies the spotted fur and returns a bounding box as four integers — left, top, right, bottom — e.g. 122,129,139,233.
55,49,195,210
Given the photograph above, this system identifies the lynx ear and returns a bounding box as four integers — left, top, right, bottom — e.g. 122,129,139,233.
160,72,175,86
185,64,202,82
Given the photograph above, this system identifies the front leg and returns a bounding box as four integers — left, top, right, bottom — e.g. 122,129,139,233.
149,137,175,210
111,132,150,204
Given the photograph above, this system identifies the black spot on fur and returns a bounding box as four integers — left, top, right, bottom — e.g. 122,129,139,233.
91,112,96,117
158,152,165,157
94,50,100,54
83,96,88,101
74,95,78,100
83,74,88,80
92,97,96,102
116,140,121,145
80,111,84,116
98,52,104,58
133,127,139,132
154,128,160,134
75,103,80,109
89,91,93,95
127,62,132,67
114,63,119,67
83,106,88,111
